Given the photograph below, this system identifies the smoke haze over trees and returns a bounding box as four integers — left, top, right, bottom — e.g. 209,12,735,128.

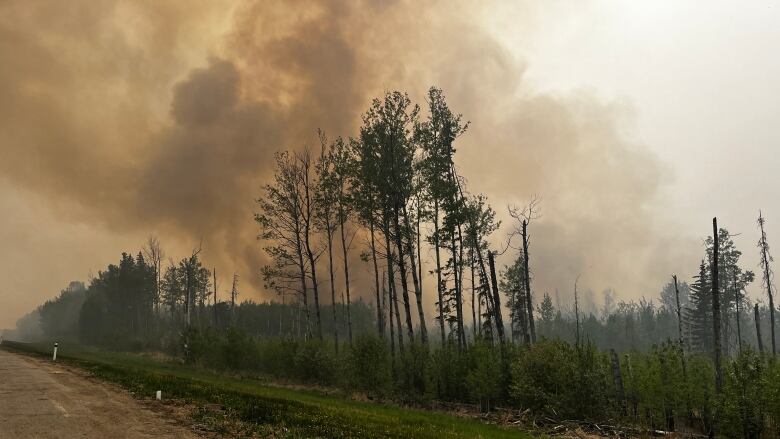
0,1,729,329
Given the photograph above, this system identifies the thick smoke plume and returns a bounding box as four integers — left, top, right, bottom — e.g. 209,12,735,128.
0,0,695,327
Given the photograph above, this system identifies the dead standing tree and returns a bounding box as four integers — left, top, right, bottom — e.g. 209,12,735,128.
757,211,776,355
754,303,764,354
508,197,541,344
711,217,723,439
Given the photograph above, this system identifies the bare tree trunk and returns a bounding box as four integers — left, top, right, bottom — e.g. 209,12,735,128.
383,215,404,351
185,263,191,327
417,196,423,314
673,275,684,350
392,204,415,343
457,225,466,348
487,251,506,344
392,267,404,351
734,269,742,355
574,276,581,347
370,219,383,338
300,151,323,342
338,206,352,346
213,268,217,327
433,200,445,345
758,211,776,355
755,304,764,354
451,227,464,350
522,220,536,343
403,204,427,344
305,237,322,341
624,354,638,420
610,349,627,415
326,219,339,352
712,218,723,396
471,253,477,342
673,274,691,424
388,269,396,356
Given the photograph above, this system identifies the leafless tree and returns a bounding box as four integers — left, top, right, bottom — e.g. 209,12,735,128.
508,196,541,343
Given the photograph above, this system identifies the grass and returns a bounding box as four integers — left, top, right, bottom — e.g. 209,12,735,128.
1,341,535,438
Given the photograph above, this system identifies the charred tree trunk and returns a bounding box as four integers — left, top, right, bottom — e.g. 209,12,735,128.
755,304,764,354
712,217,723,395
522,220,536,343
759,211,776,356
487,251,506,344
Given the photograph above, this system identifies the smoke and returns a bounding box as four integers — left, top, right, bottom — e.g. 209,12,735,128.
0,0,696,327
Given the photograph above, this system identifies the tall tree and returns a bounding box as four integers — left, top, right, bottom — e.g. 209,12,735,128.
508,198,540,344
500,254,528,343
257,151,312,339
331,138,356,345
686,260,713,353
711,217,722,396
142,236,164,316
358,91,419,343
757,211,776,355
315,135,340,350
417,87,469,347
297,147,324,341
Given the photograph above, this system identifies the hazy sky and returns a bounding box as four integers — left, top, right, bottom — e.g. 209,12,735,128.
2,1,779,328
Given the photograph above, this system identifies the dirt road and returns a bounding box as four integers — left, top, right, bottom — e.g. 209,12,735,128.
0,349,200,438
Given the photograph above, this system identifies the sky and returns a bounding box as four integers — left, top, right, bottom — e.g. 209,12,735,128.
2,1,779,328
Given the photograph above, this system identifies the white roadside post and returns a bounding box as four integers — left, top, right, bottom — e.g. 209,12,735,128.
52,342,58,361
156,390,162,401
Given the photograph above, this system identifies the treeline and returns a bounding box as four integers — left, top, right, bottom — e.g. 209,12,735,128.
13,87,780,437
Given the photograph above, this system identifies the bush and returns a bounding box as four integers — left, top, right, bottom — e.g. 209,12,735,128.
720,348,768,438
510,340,610,420
426,342,470,402
467,341,505,412
223,328,260,370
292,340,337,384
344,335,391,396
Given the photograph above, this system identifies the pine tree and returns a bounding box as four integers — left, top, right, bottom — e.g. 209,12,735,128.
686,260,713,353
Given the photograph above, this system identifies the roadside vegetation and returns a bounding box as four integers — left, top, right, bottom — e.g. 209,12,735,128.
1,340,530,439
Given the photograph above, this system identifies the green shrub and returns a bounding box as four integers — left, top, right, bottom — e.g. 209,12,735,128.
344,335,391,396
467,341,505,412
292,340,337,384
510,340,610,420
426,342,470,402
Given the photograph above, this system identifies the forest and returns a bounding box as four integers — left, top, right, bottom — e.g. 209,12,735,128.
14,88,780,438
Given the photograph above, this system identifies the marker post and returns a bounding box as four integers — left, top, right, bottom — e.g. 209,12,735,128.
52,342,58,361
